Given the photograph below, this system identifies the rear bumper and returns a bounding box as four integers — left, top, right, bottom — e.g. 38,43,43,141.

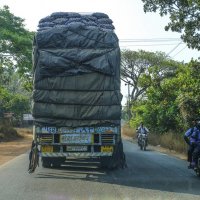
40,152,112,157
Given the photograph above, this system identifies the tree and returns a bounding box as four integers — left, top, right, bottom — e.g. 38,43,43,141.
141,0,200,50
0,6,33,122
121,49,179,102
130,58,200,133
130,64,183,133
0,86,30,120
0,5,34,90
176,60,200,123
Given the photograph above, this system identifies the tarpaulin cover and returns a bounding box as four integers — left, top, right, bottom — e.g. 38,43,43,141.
33,103,121,120
33,47,120,82
32,12,122,127
34,25,118,49
34,73,120,91
33,90,122,106
37,12,115,32
34,118,121,127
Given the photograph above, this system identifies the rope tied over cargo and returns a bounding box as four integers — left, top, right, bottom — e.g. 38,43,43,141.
28,141,39,174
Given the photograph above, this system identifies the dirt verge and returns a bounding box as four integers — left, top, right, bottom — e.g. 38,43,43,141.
0,128,32,166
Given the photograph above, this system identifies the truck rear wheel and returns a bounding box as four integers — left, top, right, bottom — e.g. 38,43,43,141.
51,157,66,167
100,156,113,169
42,157,51,168
42,157,66,168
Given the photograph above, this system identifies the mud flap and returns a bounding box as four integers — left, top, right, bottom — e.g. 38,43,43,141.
100,140,127,169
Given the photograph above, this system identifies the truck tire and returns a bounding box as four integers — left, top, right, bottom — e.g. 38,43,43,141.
42,157,51,168
51,157,66,167
100,156,113,169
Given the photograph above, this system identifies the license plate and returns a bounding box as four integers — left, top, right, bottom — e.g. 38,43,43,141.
41,146,53,153
66,146,87,152
101,146,113,153
60,134,92,144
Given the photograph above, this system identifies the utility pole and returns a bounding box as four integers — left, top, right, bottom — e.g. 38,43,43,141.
125,81,131,121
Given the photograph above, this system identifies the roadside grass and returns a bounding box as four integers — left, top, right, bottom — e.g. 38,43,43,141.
122,123,188,154
148,132,188,154
122,123,137,138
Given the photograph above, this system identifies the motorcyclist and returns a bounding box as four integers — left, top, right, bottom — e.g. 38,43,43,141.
192,122,200,170
137,122,149,135
184,118,200,169
136,122,149,144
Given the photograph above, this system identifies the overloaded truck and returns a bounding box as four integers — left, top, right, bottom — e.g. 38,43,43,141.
32,12,126,169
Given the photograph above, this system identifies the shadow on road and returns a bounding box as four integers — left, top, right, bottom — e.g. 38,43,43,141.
36,155,200,196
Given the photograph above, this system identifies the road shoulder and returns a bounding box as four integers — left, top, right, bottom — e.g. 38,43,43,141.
122,135,187,160
0,128,32,166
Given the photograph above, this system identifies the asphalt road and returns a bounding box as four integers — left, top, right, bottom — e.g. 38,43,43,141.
0,140,200,200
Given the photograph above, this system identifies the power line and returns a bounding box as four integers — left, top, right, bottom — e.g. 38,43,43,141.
119,38,181,43
167,42,182,56
172,46,187,58
120,42,184,47
120,37,180,39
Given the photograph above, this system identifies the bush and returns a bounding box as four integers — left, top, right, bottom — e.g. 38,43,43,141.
148,132,188,154
122,123,188,154
0,124,22,141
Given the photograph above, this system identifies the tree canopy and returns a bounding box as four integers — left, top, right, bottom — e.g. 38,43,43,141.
0,5,33,121
121,49,200,134
121,49,179,102
129,58,200,133
0,5,34,89
141,0,200,50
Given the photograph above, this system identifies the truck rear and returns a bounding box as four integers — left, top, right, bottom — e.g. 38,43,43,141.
32,12,125,169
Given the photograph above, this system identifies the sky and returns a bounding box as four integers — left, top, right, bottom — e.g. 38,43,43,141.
0,0,199,105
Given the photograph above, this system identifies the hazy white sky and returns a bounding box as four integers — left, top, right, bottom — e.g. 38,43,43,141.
0,0,199,104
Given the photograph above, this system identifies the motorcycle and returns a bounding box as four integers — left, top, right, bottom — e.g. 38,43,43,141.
194,156,200,177
138,133,148,151
188,153,200,177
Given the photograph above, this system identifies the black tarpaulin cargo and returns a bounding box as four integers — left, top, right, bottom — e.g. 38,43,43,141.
32,12,122,127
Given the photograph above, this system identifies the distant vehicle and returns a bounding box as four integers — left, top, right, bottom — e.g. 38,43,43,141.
136,124,149,151
137,133,148,151
194,156,200,177
30,12,126,170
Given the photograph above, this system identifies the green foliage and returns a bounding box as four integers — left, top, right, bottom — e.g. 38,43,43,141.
141,0,200,50
176,60,200,123
130,58,200,134
0,86,30,119
121,49,181,129
121,49,179,102
0,5,34,89
0,6,33,121
130,101,147,128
